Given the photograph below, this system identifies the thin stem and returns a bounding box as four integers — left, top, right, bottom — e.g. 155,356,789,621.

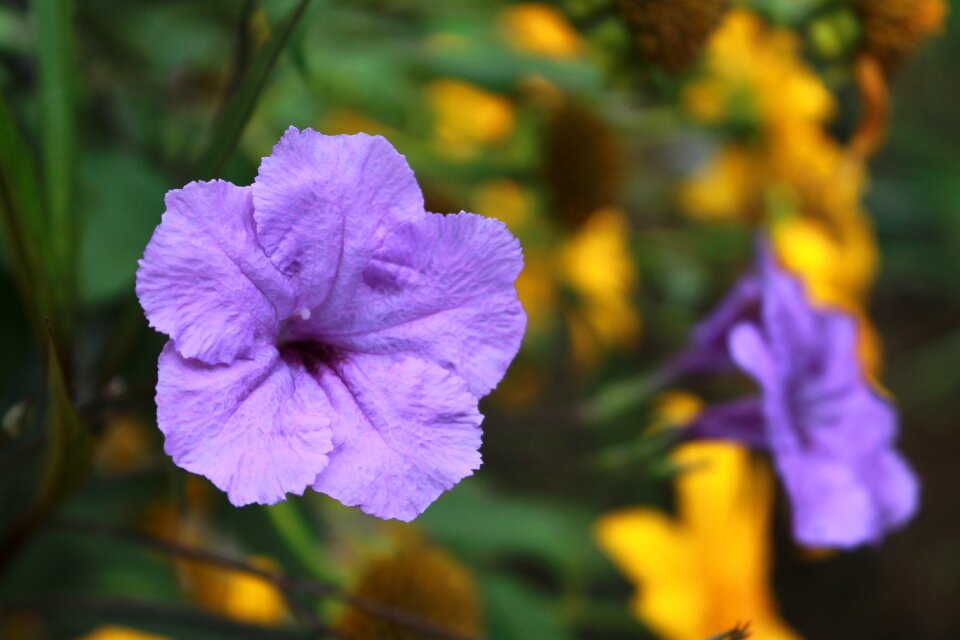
54,519,482,640
263,501,331,581
577,349,695,425
0,595,335,639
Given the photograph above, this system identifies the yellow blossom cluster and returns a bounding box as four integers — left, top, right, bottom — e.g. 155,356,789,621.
680,9,882,373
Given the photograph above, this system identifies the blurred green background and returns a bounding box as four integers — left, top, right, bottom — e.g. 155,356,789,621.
0,0,957,638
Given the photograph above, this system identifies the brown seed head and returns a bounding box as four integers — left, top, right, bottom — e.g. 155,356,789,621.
337,544,481,640
542,99,625,229
857,0,947,72
617,0,730,72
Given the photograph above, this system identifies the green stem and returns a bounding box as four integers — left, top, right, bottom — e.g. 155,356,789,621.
34,0,77,351
264,501,332,581
191,0,313,179
578,351,693,424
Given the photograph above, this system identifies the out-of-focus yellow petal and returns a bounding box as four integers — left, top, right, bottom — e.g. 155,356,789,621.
681,77,731,124
560,208,640,354
79,627,170,640
515,249,558,337
595,510,707,640
596,442,800,640
773,216,846,305
650,391,704,433
673,444,771,595
188,556,287,626
692,9,835,131
472,179,533,231
428,80,515,160
499,4,583,59
680,147,758,222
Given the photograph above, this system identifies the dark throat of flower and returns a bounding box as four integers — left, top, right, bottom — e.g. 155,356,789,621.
280,339,344,375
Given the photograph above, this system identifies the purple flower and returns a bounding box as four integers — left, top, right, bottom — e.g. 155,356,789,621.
136,128,526,521
685,245,918,548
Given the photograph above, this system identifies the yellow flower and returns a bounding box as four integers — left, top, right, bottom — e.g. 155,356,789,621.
141,501,287,626
186,555,288,626
650,391,704,432
684,9,834,129
499,4,583,59
471,179,534,232
79,627,170,640
679,146,759,222
680,11,845,227
427,80,515,160
772,214,876,310
596,442,799,640
560,208,641,366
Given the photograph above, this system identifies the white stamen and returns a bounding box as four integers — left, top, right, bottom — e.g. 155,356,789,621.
298,307,311,321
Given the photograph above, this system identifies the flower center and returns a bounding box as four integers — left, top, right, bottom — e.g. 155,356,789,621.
277,310,342,374
281,339,343,375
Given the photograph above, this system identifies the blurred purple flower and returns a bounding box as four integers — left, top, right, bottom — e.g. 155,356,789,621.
686,245,918,548
136,128,526,521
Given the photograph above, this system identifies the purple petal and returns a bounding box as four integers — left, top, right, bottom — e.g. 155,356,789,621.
778,452,877,548
312,352,483,521
728,322,778,387
685,273,761,372
157,343,333,506
136,181,295,364
687,396,768,449
293,212,525,397
253,128,424,310
760,260,819,366
799,384,897,457
863,451,920,534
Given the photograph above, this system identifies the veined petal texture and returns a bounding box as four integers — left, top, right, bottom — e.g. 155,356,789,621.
313,352,483,521
157,343,334,506
137,181,295,364
299,212,526,397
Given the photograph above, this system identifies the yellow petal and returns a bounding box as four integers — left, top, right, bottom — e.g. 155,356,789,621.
189,556,287,626
428,80,515,160
595,510,708,640
680,147,758,222
78,627,170,640
499,3,583,59
560,208,640,341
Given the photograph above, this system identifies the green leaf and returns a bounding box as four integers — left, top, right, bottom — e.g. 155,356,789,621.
78,150,167,304
420,479,598,576
263,500,333,582
192,0,313,179
35,329,91,511
33,0,77,340
480,574,573,640
0,91,53,333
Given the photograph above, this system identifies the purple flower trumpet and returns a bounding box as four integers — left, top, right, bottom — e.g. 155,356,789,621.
683,244,918,548
137,128,526,521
